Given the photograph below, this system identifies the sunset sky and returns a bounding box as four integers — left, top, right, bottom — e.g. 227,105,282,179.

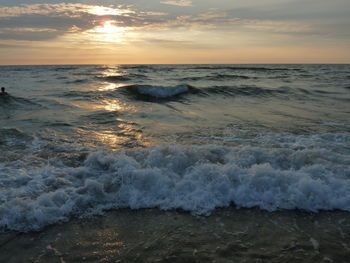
0,0,349,64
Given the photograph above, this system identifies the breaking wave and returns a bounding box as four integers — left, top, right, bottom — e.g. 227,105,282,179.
0,133,349,232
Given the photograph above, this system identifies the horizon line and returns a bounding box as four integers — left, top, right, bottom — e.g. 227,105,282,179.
1,63,350,66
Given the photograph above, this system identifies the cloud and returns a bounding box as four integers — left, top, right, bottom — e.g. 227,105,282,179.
242,20,313,34
143,38,195,46
0,31,59,41
0,43,21,48
171,11,240,27
160,0,192,7
0,3,135,18
0,4,163,40
0,3,317,42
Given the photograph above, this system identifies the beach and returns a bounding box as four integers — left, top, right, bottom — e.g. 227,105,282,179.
1,208,349,262
0,64,349,262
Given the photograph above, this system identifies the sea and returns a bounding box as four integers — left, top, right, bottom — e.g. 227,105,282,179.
0,64,350,261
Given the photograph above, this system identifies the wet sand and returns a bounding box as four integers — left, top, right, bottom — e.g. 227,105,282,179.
1,208,350,263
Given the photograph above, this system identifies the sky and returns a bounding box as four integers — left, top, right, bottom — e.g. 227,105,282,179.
0,0,349,64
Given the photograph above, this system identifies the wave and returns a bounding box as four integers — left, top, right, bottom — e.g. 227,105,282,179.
0,66,35,72
44,122,72,127
197,85,339,100
64,79,89,84
121,65,152,69
0,95,42,110
112,84,314,101
97,73,148,82
180,74,254,81
0,128,33,148
60,90,104,101
83,111,124,125
0,133,349,232
60,84,329,103
188,66,304,72
200,85,291,97
122,84,190,99
97,75,131,82
61,84,190,101
121,84,290,101
54,66,79,71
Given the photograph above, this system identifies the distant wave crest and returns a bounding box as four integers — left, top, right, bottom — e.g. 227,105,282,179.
122,84,190,99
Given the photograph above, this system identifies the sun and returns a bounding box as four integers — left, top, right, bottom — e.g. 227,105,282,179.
95,20,126,34
88,20,127,43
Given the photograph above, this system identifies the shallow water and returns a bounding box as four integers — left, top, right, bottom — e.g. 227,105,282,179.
0,64,350,233
1,208,350,263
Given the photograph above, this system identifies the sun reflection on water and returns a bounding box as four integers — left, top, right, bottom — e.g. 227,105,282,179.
101,99,124,112
98,83,119,91
99,67,130,79
93,123,148,150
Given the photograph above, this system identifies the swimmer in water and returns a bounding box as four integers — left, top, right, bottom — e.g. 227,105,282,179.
0,87,8,96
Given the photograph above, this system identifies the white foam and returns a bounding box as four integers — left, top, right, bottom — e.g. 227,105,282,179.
136,85,189,98
0,133,349,232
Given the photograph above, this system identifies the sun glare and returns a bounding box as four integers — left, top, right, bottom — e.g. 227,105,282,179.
87,20,128,43
95,20,126,34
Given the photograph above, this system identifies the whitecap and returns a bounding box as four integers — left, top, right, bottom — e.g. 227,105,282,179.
0,133,349,232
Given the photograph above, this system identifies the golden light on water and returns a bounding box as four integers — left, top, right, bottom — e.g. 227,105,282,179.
96,131,128,146
93,121,147,149
98,83,119,91
100,67,126,78
102,99,124,112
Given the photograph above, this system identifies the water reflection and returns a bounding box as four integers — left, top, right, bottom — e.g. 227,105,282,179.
101,99,123,111
100,67,125,78
92,124,147,149
95,131,129,146
98,83,117,91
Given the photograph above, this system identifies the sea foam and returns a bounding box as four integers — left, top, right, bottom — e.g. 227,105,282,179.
0,133,349,232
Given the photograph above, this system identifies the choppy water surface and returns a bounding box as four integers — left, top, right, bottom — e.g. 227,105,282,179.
0,64,349,232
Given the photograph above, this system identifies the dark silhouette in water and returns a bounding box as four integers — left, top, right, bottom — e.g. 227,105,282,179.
0,87,8,96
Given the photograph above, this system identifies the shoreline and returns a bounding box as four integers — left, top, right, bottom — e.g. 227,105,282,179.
1,207,349,262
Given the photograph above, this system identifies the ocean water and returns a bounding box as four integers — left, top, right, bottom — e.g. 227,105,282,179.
0,64,349,232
